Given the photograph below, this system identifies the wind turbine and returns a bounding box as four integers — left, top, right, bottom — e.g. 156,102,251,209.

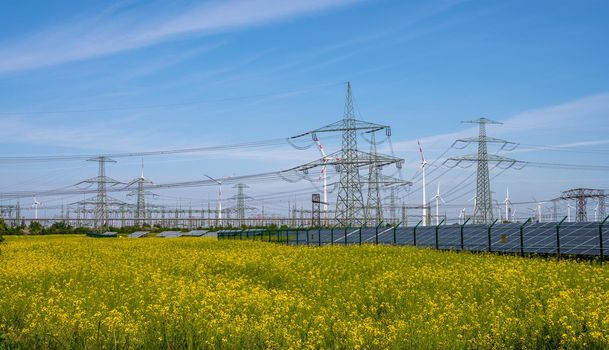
31,194,41,220
536,200,546,223
594,202,600,221
469,195,477,218
418,140,429,226
204,174,231,222
313,135,338,221
432,183,446,225
459,207,466,225
504,187,512,222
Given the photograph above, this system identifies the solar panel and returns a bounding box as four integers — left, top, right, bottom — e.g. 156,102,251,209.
128,231,149,238
183,230,208,237
157,231,184,238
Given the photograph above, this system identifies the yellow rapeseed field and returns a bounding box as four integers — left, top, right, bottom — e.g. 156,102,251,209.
1,235,608,349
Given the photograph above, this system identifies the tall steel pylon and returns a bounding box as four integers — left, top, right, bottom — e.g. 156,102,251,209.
126,159,155,227
334,82,365,226
228,183,254,223
88,156,117,229
287,82,403,227
469,118,495,224
560,188,607,222
366,131,383,225
234,183,248,221
445,118,524,224
71,157,125,230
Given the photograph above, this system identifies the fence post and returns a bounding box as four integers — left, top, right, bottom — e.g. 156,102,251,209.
460,218,470,250
345,227,348,246
600,215,609,264
556,216,567,258
435,219,445,250
286,229,290,246
488,219,498,252
520,218,532,257
414,220,422,246
318,227,322,247
393,221,402,245
376,221,384,245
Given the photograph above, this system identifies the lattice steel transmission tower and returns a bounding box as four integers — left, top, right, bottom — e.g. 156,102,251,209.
228,183,255,223
334,82,365,225
287,82,403,227
560,188,607,222
72,157,125,230
444,118,524,224
126,159,156,226
366,131,383,225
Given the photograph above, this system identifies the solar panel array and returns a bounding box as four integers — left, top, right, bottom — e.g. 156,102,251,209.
218,222,609,258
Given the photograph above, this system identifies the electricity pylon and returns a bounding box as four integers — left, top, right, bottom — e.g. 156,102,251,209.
288,82,403,226
228,183,255,223
125,159,156,226
335,82,365,226
560,188,607,222
366,131,383,225
444,118,524,224
71,157,125,230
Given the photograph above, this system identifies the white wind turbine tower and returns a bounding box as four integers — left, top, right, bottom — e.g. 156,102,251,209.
313,136,338,221
459,207,466,225
504,187,512,222
594,202,600,221
31,194,41,220
469,195,477,219
417,140,429,226
432,183,446,225
204,174,231,222
536,200,546,223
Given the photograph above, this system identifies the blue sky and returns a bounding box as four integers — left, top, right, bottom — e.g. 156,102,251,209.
0,0,608,220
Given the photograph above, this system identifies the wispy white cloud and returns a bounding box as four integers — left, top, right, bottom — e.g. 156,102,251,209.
389,92,609,164
0,0,362,73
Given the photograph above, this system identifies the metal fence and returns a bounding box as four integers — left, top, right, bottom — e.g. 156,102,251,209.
218,216,609,261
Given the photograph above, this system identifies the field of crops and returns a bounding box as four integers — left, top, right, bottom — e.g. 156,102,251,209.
1,235,608,349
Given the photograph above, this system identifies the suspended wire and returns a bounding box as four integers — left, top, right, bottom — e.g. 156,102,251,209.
524,161,609,171
513,143,609,155
409,144,454,183
442,170,477,199
441,165,509,205
0,138,294,163
0,82,343,116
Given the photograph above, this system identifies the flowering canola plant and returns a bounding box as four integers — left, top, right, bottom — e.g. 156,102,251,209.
0,235,608,349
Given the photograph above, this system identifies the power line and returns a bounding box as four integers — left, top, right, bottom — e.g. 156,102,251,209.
0,82,342,116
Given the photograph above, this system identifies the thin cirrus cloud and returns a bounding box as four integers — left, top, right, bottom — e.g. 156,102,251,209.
389,92,609,161
0,0,362,74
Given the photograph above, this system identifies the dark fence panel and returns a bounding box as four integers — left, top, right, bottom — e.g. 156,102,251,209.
217,220,609,261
